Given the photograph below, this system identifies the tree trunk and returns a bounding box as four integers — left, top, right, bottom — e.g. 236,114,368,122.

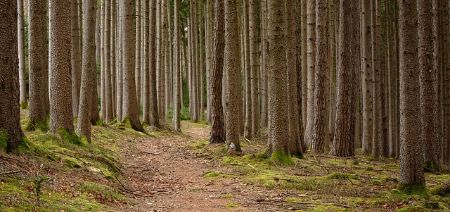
371,0,382,158
398,0,425,187
71,0,82,118
77,0,96,141
17,0,27,107
209,0,225,144
0,0,24,152
361,0,373,154
49,0,74,133
28,0,49,130
331,0,359,157
150,0,160,127
143,0,150,123
135,0,141,108
121,0,143,131
311,0,329,154
249,0,260,138
243,0,252,139
224,0,242,154
173,0,181,131
304,0,316,147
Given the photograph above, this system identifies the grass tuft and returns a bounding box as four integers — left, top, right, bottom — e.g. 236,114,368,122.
270,151,294,165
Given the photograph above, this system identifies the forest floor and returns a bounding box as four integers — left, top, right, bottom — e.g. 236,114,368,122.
0,110,449,211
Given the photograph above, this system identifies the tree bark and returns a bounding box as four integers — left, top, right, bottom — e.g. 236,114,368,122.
304,0,316,147
249,0,260,138
331,0,359,157
361,0,373,154
173,0,181,131
17,0,27,107
49,0,74,133
77,0,96,141
0,0,24,152
398,0,425,187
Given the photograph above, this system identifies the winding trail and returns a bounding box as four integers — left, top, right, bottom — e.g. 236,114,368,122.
117,124,287,212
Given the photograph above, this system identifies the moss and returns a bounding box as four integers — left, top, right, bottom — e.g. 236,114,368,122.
430,183,450,197
57,129,82,145
80,182,126,203
270,151,294,165
203,171,222,178
308,204,347,212
0,129,8,150
221,194,233,199
225,202,240,208
397,183,428,195
20,101,28,109
25,119,49,132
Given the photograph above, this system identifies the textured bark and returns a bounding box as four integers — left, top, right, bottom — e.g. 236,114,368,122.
116,0,123,121
304,0,316,146
331,0,359,157
104,0,113,122
110,0,117,118
418,0,440,172
224,0,242,154
260,0,268,128
158,0,166,125
311,0,329,154
243,0,252,139
49,0,74,133
173,0,181,131
77,0,96,141
440,0,450,171
17,0,27,106
286,0,303,157
71,0,82,118
28,0,49,129
267,0,289,154
149,0,160,127
143,0,150,123
371,0,382,158
121,0,143,131
398,0,425,187
249,0,260,138
135,0,141,108
361,0,373,154
0,0,24,152
300,0,307,131
206,0,213,122
209,0,225,144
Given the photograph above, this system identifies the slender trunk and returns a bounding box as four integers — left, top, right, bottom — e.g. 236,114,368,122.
173,0,181,131
304,0,316,147
18,0,27,106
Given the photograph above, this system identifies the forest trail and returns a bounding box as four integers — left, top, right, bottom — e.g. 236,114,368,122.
118,124,287,211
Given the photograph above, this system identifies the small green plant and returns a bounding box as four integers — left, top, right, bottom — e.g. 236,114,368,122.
57,129,82,145
33,175,50,206
20,101,29,109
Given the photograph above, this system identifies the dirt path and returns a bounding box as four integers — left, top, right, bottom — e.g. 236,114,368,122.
117,125,288,212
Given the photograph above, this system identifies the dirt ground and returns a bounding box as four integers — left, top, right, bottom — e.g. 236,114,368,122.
118,126,292,212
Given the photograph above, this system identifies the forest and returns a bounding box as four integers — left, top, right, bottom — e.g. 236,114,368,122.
0,0,449,211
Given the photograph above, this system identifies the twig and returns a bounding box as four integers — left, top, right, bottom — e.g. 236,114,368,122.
0,171,21,176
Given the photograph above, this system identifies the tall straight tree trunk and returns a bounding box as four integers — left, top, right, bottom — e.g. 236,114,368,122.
100,0,106,120
104,0,113,122
143,0,150,123
371,0,382,158
209,0,225,144
418,0,440,172
249,0,260,138
311,0,329,154
304,0,316,146
49,0,74,133
361,0,373,154
300,0,307,131
331,0,359,157
17,0,27,107
260,0,268,128
286,0,303,157
1,0,24,152
173,0,181,131
71,0,82,118
159,0,166,125
224,0,242,154
111,0,117,118
77,0,96,141
149,0,160,127
398,0,425,187
206,0,213,122
121,0,143,131
135,0,141,107
267,0,289,158
243,0,252,139
116,0,123,121
28,0,49,130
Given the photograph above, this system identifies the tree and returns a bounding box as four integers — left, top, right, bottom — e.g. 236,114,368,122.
417,0,440,172
104,0,113,122
311,0,329,154
0,0,24,152
304,0,316,146
361,0,373,154
331,0,359,157
398,0,425,187
77,0,96,141
149,0,160,128
71,0,82,118
49,0,74,133
135,0,142,107
243,0,252,139
371,0,382,158
173,0,181,131
209,0,225,144
224,0,242,154
267,0,289,159
17,0,27,107
143,0,150,124
121,0,143,131
286,0,303,156
249,0,260,138
28,0,49,130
